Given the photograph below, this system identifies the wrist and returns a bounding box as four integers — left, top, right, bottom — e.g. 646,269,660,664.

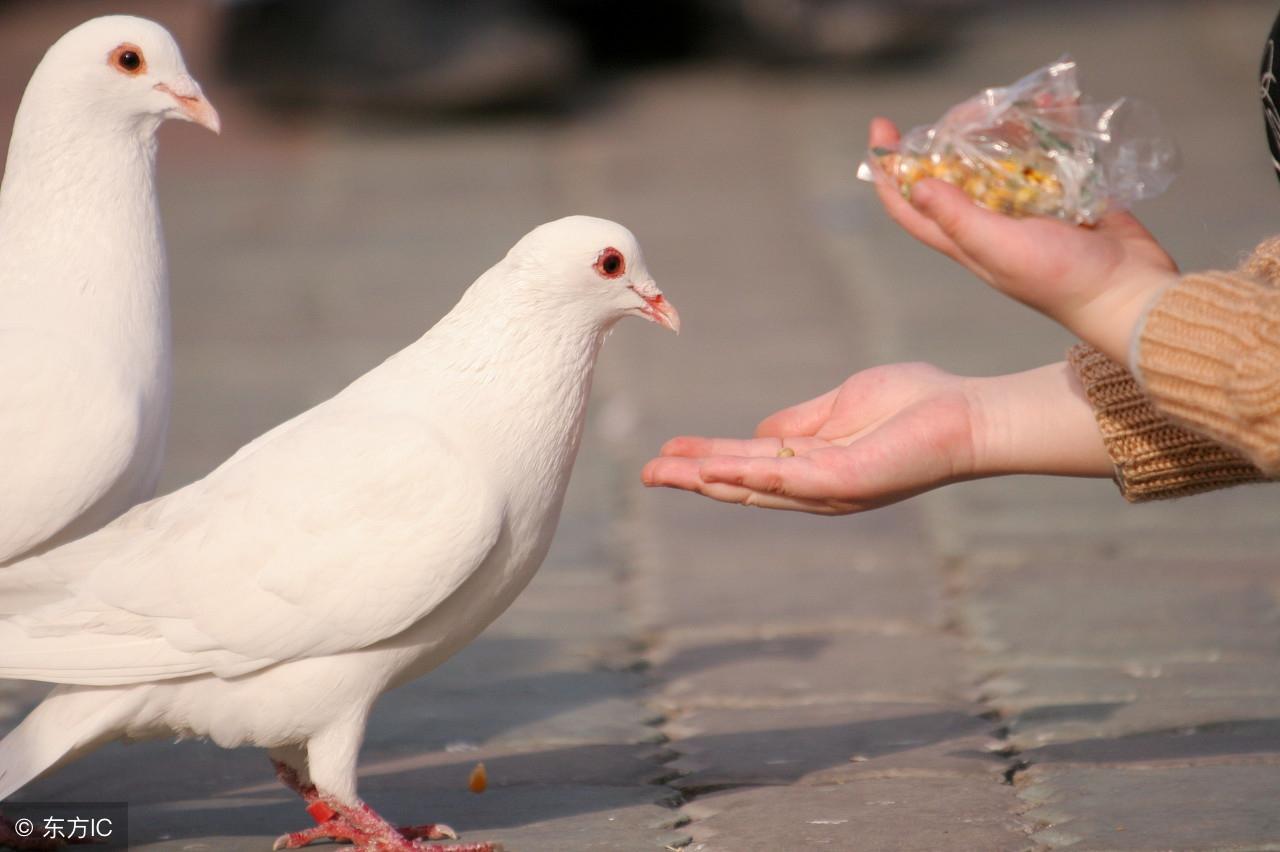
963,363,1114,479
1069,268,1179,365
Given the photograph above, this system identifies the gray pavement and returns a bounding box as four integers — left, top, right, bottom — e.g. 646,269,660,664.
2,1,1280,850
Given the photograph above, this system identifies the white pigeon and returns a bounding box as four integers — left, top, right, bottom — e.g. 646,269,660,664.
0,216,679,852
0,16,219,565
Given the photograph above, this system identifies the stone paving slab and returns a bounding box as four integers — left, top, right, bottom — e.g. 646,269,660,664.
12,738,274,809
148,744,676,802
1019,764,1280,851
927,479,1280,565
664,703,1003,790
1015,717,1280,770
418,636,613,691
352,743,677,793
683,780,1033,852
651,631,968,707
979,660,1280,708
1006,696,1280,754
963,557,1280,661
631,496,941,637
978,662,1280,752
363,668,662,755
453,575,629,646
129,785,689,851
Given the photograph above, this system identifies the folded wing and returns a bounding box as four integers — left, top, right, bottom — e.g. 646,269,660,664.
0,403,503,686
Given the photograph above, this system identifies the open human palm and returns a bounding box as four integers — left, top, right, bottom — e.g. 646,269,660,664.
642,361,1113,515
642,363,981,514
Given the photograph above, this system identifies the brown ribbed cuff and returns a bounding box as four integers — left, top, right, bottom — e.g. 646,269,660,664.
1137,271,1280,475
1067,343,1266,501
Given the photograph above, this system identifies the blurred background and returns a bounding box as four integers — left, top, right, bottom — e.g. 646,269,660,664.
0,0,1022,492
0,0,1270,495
3,1,1280,849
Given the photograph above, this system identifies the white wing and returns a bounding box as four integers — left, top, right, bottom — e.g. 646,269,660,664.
0,396,504,685
0,329,144,564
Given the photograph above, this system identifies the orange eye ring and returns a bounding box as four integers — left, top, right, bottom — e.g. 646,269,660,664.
594,247,625,279
109,43,147,76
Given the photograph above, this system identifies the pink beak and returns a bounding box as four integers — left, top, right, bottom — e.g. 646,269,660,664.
642,293,681,334
156,79,221,134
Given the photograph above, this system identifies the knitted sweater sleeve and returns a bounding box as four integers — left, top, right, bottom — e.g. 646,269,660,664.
1066,344,1266,501
1065,236,1280,501
1134,237,1280,475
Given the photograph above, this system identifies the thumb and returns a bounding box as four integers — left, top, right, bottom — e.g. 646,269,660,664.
909,178,1015,264
756,388,837,438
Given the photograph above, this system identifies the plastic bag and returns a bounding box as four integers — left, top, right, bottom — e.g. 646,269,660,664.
856,57,1179,224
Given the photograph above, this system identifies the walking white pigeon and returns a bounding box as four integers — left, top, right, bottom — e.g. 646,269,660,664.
0,16,219,565
0,216,679,851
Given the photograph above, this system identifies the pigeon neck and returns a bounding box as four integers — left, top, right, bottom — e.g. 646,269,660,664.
430,271,611,380
0,95,165,311
0,97,168,393
421,275,612,489
0,95,161,227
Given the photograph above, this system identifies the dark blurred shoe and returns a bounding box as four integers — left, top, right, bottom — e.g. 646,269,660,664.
710,0,955,65
219,0,583,112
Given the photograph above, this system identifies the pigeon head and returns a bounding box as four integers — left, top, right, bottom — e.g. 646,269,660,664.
31,16,219,136
504,216,680,333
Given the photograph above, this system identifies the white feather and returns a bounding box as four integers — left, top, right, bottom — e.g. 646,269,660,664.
0,216,675,812
0,16,215,564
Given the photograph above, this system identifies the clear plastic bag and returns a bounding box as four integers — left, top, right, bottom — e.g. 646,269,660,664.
856,57,1179,224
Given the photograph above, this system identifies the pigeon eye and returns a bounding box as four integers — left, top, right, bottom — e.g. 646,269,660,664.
594,248,625,279
110,44,146,76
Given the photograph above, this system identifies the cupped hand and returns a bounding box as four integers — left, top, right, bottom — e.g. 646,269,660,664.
868,118,1179,362
640,363,981,514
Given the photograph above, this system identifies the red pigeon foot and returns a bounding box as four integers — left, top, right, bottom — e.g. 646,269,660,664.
271,802,499,851
271,760,500,852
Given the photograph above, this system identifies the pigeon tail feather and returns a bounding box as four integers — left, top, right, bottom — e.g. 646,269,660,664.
0,686,143,801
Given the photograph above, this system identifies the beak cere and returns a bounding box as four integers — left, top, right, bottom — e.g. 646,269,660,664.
629,280,680,333
642,292,681,334
155,80,221,134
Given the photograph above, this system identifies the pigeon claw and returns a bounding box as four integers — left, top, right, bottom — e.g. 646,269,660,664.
273,825,500,851
400,822,459,841
271,758,497,851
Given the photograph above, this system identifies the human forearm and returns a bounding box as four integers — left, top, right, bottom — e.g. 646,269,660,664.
966,361,1114,479
643,360,1116,516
